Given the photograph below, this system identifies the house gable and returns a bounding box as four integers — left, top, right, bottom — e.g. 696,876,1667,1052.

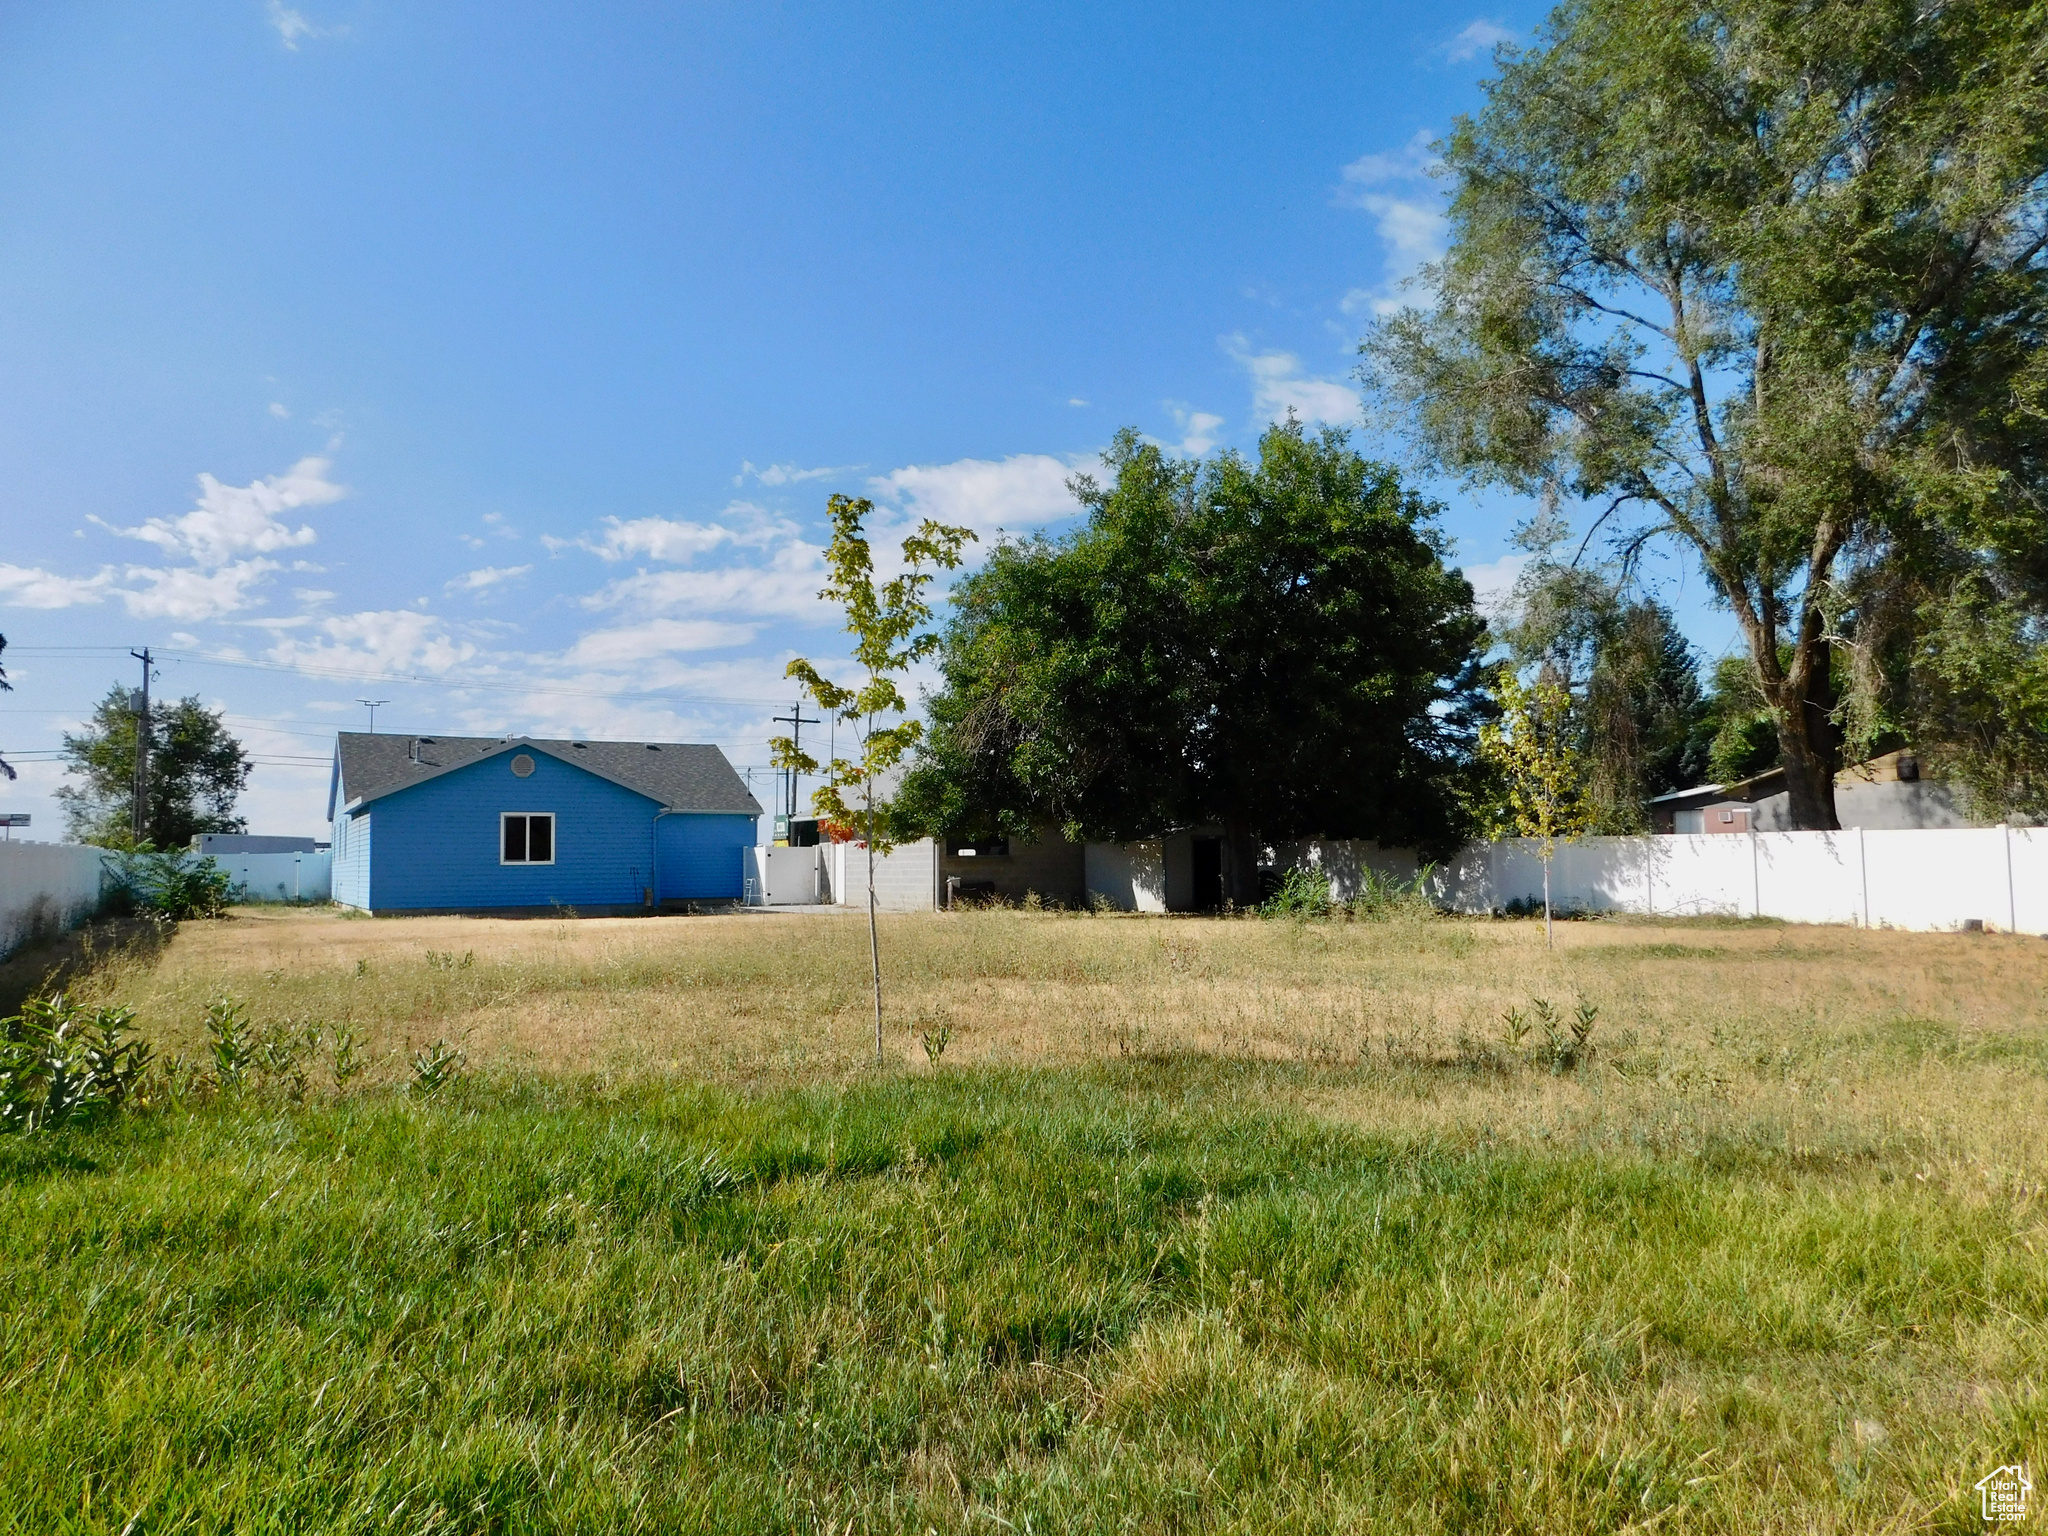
363,745,665,912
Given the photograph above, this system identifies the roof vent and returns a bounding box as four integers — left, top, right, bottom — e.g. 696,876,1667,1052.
572,741,588,750
645,743,661,750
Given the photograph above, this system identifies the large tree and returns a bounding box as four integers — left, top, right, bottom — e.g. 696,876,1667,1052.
58,686,251,849
895,422,1489,895
1364,0,2048,828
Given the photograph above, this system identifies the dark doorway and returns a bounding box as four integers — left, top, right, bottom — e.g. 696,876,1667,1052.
1192,837,1224,911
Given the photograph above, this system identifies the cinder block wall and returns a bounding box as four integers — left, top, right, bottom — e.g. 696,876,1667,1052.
829,839,939,911
940,829,1085,906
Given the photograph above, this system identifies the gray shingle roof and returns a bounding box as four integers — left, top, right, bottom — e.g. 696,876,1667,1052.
332,732,762,816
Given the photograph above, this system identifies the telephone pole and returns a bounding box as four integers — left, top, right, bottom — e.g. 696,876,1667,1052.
770,703,820,820
129,648,153,845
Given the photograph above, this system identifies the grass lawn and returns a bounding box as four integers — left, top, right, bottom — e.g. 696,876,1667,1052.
3,906,2045,1532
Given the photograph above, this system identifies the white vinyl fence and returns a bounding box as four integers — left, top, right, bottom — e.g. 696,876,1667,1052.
0,843,336,959
0,840,109,958
745,840,943,913
213,850,332,905
1279,827,2046,935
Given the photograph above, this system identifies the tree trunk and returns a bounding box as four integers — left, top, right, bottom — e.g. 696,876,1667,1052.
867,782,882,1065
1765,640,1843,832
1731,594,1842,832
1543,854,1553,950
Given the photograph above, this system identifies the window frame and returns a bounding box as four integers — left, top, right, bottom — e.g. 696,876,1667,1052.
500,811,556,866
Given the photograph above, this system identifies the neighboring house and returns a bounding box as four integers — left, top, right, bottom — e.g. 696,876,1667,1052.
191,833,324,855
1650,749,1987,833
328,732,760,914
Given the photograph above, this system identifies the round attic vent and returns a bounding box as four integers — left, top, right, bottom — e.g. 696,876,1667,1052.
510,753,536,778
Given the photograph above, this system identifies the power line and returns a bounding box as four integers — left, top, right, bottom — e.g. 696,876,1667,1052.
4,646,785,710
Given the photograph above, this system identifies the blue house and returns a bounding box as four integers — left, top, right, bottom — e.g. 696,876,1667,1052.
327,732,761,914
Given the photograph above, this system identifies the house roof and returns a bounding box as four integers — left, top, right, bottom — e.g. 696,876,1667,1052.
331,732,763,817
1648,765,1788,808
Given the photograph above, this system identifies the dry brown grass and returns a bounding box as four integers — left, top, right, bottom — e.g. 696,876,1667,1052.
75,903,2048,1192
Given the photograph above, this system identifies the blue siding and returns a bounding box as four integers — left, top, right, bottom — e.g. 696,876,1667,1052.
657,813,755,899
332,809,371,909
365,749,662,911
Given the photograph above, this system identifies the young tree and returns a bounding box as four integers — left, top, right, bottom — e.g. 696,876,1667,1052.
1502,563,1708,825
57,686,251,849
1364,0,2048,830
1480,671,1593,948
772,495,973,1064
895,422,1491,889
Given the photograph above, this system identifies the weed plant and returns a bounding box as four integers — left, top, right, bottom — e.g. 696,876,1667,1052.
0,995,153,1133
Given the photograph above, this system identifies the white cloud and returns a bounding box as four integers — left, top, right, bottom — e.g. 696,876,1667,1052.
446,564,533,595
119,558,283,621
1166,405,1225,455
561,619,760,666
0,563,114,609
1462,553,1529,618
562,504,792,564
266,609,478,675
267,1,343,50
734,460,857,488
581,559,829,624
1068,398,1090,408
1223,336,1362,426
867,453,1083,540
1445,18,1516,63
1336,130,1449,317
268,402,290,419
103,456,342,567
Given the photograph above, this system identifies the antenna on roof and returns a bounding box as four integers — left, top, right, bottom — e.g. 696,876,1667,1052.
356,699,389,733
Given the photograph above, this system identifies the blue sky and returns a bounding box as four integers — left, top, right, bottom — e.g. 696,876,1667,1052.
0,0,1724,837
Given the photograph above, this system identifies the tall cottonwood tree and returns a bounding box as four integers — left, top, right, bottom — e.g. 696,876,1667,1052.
1364,0,2048,828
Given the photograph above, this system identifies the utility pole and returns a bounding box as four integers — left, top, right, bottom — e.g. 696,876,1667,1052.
129,648,152,845
770,703,819,820
356,698,390,733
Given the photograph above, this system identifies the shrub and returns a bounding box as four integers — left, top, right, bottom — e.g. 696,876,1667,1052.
107,848,235,920
1261,868,1334,919
0,995,155,1134
1348,863,1438,921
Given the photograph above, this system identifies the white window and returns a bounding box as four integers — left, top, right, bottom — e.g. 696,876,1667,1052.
501,812,555,865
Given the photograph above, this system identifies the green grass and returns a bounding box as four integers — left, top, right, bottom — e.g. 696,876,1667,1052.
3,1062,2042,1533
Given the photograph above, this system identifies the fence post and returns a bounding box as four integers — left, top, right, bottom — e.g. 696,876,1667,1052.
2005,823,2017,934
1859,826,1869,929
1750,829,1761,919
